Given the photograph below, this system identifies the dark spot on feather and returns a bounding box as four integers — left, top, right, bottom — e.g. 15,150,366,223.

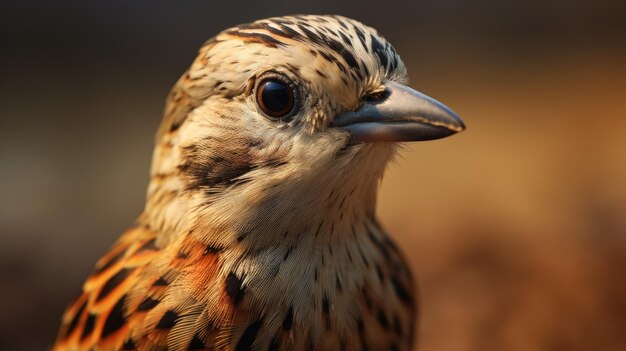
237,232,247,242
338,196,347,209
322,293,331,329
246,138,264,149
261,23,294,39
268,336,280,351
318,50,335,64
349,70,359,82
236,320,262,351
322,294,330,314
391,276,414,306
314,69,327,78
80,314,96,341
336,273,342,291
181,141,254,190
188,334,206,350
339,31,352,47
370,34,388,69
181,136,288,194
285,63,301,74
168,118,185,134
226,272,245,305
101,295,127,338
137,297,160,312
268,160,288,168
96,268,134,302
355,27,367,48
376,308,390,330
341,75,349,86
153,277,168,286
64,299,87,338
283,306,293,330
203,244,223,255
325,37,359,71
279,24,301,38
336,61,349,76
283,247,293,261
156,310,178,329
228,30,284,48
177,250,189,259
122,338,136,350
298,24,322,44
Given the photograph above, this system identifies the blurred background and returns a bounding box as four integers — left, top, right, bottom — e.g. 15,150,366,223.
1,1,625,350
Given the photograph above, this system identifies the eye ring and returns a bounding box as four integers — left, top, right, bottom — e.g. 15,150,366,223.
255,74,298,121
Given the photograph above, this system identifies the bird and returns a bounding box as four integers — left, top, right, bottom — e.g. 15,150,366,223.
52,14,464,351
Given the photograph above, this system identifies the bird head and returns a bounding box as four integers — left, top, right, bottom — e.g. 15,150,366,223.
144,15,464,244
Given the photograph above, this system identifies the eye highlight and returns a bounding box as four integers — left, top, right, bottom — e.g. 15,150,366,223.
256,77,297,120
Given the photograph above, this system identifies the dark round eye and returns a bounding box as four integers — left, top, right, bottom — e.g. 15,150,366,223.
256,78,296,119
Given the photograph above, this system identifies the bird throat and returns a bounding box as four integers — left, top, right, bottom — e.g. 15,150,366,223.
138,141,414,348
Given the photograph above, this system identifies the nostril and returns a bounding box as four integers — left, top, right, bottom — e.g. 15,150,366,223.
364,89,390,104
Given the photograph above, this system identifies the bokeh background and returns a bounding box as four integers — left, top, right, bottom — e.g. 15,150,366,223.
1,1,625,350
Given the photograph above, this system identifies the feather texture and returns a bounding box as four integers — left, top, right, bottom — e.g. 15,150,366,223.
53,15,419,351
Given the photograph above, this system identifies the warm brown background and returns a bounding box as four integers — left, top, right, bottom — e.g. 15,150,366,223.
1,1,625,350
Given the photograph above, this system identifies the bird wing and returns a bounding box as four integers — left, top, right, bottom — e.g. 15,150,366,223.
52,226,223,351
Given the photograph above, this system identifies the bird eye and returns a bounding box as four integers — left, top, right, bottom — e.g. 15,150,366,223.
256,78,296,120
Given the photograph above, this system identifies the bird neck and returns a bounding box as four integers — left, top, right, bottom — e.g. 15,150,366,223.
137,141,414,349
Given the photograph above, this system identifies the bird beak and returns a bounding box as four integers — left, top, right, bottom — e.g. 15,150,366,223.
332,80,465,144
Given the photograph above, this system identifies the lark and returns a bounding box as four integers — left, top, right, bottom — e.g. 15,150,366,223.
53,15,464,351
